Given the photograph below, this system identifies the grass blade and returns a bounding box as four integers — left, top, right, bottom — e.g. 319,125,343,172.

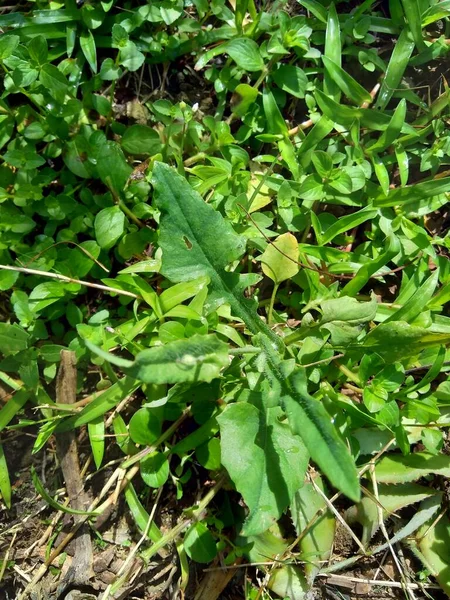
0,444,11,509
324,3,341,101
375,29,415,109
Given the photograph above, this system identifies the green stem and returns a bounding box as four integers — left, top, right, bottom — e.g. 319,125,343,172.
229,346,260,355
118,200,144,228
268,283,279,326
120,408,191,469
336,361,361,386
141,474,225,561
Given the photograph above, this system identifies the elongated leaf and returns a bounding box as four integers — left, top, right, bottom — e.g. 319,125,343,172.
374,452,450,483
368,98,407,153
324,3,341,101
218,400,308,535
357,322,450,362
0,444,11,509
32,467,99,515
88,416,104,469
414,515,450,595
401,0,425,51
341,234,400,297
346,482,436,545
319,206,377,245
127,335,229,384
80,29,97,73
291,477,335,582
259,335,360,502
322,56,371,105
372,494,442,554
124,483,164,542
152,162,280,348
375,29,415,109
55,377,139,432
384,270,439,323
374,176,450,207
0,388,29,432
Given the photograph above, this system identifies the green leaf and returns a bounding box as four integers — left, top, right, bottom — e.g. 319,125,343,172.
260,233,299,285
375,29,415,110
231,83,259,117
347,482,437,545
140,451,169,488
119,41,145,71
32,466,99,515
225,37,264,72
152,162,280,347
259,336,360,502
184,522,217,563
384,270,439,324
0,323,28,355
324,3,341,101
0,270,19,292
88,416,104,469
127,335,229,384
39,63,69,102
28,35,48,66
320,295,377,324
368,99,407,153
124,483,163,542
95,142,132,197
129,407,162,445
80,30,97,73
322,56,371,105
272,64,308,99
374,452,450,483
341,234,400,296
55,377,140,433
372,494,442,554
414,515,450,595
359,322,450,362
218,401,308,536
401,0,425,51
94,206,126,250
291,477,335,582
318,206,377,245
0,35,19,60
121,124,161,155
268,566,308,600
0,444,11,509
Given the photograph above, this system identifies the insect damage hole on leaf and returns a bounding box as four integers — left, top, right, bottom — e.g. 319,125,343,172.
183,236,193,249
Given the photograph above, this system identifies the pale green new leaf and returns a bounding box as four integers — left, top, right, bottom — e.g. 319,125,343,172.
260,233,299,285
374,452,450,483
372,494,442,555
413,515,450,595
291,477,335,582
218,401,308,536
346,482,436,545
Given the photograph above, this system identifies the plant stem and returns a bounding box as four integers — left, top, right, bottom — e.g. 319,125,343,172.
268,283,279,325
140,473,226,561
118,200,144,228
0,265,139,299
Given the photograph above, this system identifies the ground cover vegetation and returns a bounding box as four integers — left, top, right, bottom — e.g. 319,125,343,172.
0,0,450,597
